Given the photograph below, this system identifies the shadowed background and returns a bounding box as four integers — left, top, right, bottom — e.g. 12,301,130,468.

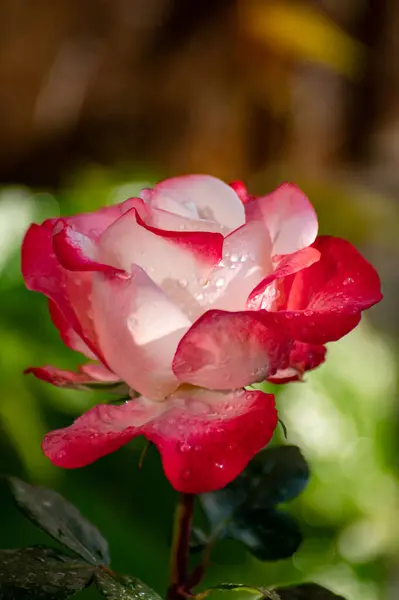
0,2,398,599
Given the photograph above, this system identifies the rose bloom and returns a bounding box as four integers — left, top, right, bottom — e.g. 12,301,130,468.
22,175,382,493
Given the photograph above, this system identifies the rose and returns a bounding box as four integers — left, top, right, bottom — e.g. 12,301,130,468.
22,175,382,493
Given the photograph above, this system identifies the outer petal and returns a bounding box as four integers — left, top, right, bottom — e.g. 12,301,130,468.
246,183,318,255
91,266,191,399
98,207,223,317
42,387,278,493
247,246,321,310
21,222,102,360
267,236,383,345
267,342,327,383
144,175,246,231
52,220,124,274
172,310,291,389
48,300,96,359
25,363,122,390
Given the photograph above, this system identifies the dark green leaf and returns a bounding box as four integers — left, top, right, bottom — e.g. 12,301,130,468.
95,569,162,600
199,446,308,560
7,477,109,566
199,583,279,599
229,509,302,561
274,583,346,599
0,546,94,600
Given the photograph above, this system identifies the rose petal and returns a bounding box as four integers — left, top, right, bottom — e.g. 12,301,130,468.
42,387,278,493
21,222,102,360
246,183,318,255
91,266,191,399
98,207,223,317
48,300,97,359
247,246,321,310
173,310,291,389
267,342,327,383
52,220,124,274
146,175,246,230
270,236,383,344
190,220,273,314
25,363,122,390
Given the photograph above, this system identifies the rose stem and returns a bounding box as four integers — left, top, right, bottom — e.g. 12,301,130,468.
168,492,195,599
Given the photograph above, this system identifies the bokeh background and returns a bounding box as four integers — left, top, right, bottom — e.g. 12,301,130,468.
0,1,398,599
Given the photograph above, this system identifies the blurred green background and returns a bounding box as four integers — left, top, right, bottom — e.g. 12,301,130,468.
0,2,398,600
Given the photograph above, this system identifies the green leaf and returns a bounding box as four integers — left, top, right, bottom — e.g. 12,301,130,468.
7,477,110,566
0,546,94,600
229,509,302,561
201,446,309,525
199,446,309,561
274,583,346,599
94,569,162,600
198,583,279,599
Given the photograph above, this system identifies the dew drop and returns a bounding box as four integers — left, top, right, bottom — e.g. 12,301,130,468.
179,442,192,453
215,277,225,288
179,279,188,288
304,309,313,317
343,277,354,285
230,253,240,263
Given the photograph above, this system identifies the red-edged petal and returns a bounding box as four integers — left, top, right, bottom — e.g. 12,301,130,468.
173,310,291,389
267,342,327,383
247,246,321,310
246,183,318,255
98,207,223,317
21,222,102,360
48,300,97,359
229,180,252,204
91,266,191,399
52,220,124,274
64,202,128,238
25,363,121,389
42,387,278,493
145,175,246,231
270,236,383,345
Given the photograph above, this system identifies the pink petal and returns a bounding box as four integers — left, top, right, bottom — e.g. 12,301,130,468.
91,266,191,399
271,236,383,344
42,387,278,493
267,342,327,383
229,180,252,204
146,175,246,230
25,363,121,390
64,202,128,239
52,220,125,274
246,183,318,255
21,222,102,360
48,300,97,359
172,310,291,389
98,207,223,316
247,246,321,310
190,220,273,314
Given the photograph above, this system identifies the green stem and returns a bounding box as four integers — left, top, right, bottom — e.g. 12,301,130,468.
167,493,195,599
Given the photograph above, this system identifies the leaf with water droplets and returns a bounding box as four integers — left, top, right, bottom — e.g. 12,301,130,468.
273,583,346,599
95,569,162,600
199,445,309,561
0,546,94,599
7,477,110,566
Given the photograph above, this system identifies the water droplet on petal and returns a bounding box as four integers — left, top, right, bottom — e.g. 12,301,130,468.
230,253,240,263
304,309,313,317
179,279,188,288
215,277,225,288
343,277,354,285
179,442,192,453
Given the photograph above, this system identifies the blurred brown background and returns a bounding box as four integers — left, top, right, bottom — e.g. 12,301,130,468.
1,3,399,600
